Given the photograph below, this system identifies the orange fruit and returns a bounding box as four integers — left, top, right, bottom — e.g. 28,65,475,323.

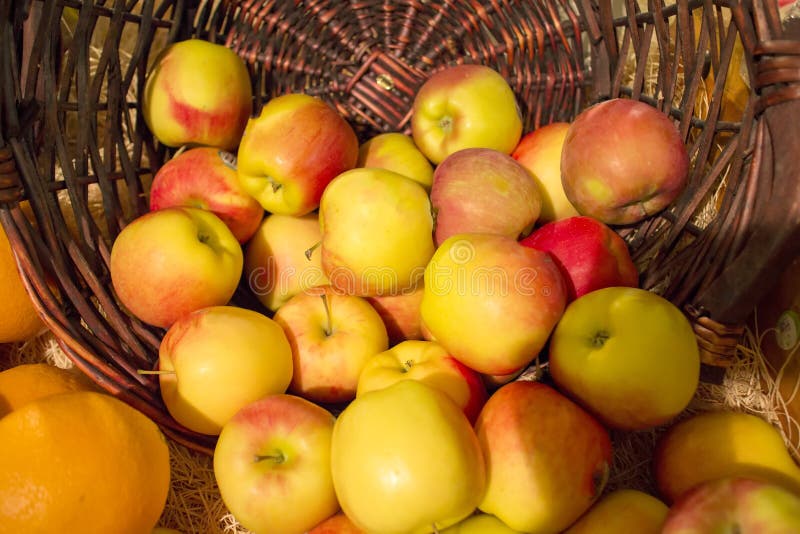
0,224,44,342
0,363,98,418
0,391,171,533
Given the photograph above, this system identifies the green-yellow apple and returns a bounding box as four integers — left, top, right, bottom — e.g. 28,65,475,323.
563,489,668,534
661,477,800,534
331,380,486,533
475,381,612,533
411,64,522,164
364,283,425,345
520,216,639,301
420,233,567,375
511,122,580,223
244,213,328,312
441,513,524,533
560,98,690,225
109,207,243,328
149,147,263,243
273,285,389,404
237,93,359,215
430,148,542,246
158,305,293,435
356,340,488,423
319,168,435,296
213,394,338,534
548,287,700,430
357,132,434,190
654,410,800,503
142,39,252,150
308,512,365,533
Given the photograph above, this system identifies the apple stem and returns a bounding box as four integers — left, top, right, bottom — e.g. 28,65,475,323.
270,180,282,193
591,331,610,348
321,293,333,336
137,370,176,375
432,525,439,534
304,241,321,261
255,451,286,464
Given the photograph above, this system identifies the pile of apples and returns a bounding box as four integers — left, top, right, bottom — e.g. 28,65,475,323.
110,39,800,533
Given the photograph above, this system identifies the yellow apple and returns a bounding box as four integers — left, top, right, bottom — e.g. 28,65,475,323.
356,340,488,423
142,39,252,150
411,64,522,164
158,305,293,435
331,380,486,533
564,489,669,534
441,513,524,533
512,122,580,223
214,394,338,534
420,233,567,375
273,285,389,404
549,286,700,430
109,207,243,328
654,410,800,503
357,132,434,190
319,168,435,296
244,213,328,312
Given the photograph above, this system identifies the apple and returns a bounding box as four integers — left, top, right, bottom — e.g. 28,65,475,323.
331,380,486,533
142,38,252,150
441,513,524,533
654,410,800,503
356,340,488,423
549,286,700,430
661,477,800,534
148,147,263,243
520,216,639,301
213,394,338,534
237,93,359,216
512,122,580,223
411,64,523,164
430,148,542,246
158,305,293,435
364,283,425,345
319,168,435,296
244,213,329,312
308,512,365,533
420,233,567,375
357,132,434,190
109,207,243,328
563,489,669,534
560,98,690,225
273,285,389,404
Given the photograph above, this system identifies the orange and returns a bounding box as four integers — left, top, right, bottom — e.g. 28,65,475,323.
0,363,98,418
0,223,44,342
0,391,171,533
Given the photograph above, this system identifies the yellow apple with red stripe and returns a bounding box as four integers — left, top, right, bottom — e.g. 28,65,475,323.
364,283,425,345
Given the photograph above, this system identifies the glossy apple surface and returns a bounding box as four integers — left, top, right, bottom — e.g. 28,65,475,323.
109,207,243,328
441,513,524,533
364,283,425,345
564,489,668,534
357,132,434,190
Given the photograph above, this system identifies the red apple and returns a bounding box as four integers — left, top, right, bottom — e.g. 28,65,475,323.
237,94,359,216
430,148,542,246
149,147,263,243
520,216,639,301
475,381,612,533
561,98,689,225
364,283,425,345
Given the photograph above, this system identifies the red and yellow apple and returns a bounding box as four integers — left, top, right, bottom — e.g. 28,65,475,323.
273,286,389,404
411,64,523,164
319,168,435,296
331,380,486,533
475,381,612,533
213,394,338,534
430,148,542,246
364,283,425,345
420,233,567,375
564,489,669,534
237,93,359,216
549,287,700,430
520,216,639,301
142,39,252,150
357,132,434,190
308,512,365,534
356,340,488,423
560,98,690,225
244,213,328,312
512,122,580,223
148,147,263,243
158,305,293,435
109,207,243,328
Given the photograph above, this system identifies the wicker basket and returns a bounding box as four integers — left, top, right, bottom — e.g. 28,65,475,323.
0,0,798,455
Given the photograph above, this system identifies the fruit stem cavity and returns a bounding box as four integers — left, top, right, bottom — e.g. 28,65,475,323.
591,331,610,348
